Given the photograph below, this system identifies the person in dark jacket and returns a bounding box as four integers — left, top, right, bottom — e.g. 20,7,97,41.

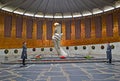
106,42,112,64
21,41,27,66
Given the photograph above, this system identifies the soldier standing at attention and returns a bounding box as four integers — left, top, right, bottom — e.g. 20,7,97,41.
21,41,27,66
106,42,112,64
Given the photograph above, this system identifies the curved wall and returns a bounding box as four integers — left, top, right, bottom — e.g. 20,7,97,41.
0,9,120,49
0,42,120,62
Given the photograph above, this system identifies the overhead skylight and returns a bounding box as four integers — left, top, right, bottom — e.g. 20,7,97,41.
63,13,72,18
93,8,103,14
115,1,120,8
24,12,34,16
35,12,44,17
104,6,115,12
35,14,44,17
54,13,63,18
63,15,72,18
54,16,63,18
73,13,82,17
13,9,24,15
82,11,92,16
44,14,53,18
1,7,13,12
14,11,23,15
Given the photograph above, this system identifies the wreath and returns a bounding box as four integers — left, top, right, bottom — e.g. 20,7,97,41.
101,45,104,49
91,46,95,50
66,46,69,50
41,48,44,51
4,49,9,54
50,48,53,51
111,45,115,49
32,48,36,51
83,46,86,50
14,49,18,54
74,46,78,50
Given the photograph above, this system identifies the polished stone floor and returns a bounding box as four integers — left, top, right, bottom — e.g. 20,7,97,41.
0,62,120,81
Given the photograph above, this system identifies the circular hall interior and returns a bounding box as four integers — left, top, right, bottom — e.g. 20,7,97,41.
0,0,120,62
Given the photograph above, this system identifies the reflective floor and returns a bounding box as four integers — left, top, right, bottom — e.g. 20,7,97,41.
0,62,120,81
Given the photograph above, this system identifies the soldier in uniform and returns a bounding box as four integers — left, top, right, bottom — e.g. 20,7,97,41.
106,42,112,64
21,41,27,66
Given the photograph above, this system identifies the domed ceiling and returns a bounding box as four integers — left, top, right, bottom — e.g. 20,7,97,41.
0,0,119,18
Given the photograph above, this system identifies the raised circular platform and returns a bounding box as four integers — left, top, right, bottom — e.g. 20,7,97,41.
1,56,115,64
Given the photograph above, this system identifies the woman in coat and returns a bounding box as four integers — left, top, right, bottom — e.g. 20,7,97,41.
21,41,27,66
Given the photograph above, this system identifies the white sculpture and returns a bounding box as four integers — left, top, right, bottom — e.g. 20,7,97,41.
52,23,68,57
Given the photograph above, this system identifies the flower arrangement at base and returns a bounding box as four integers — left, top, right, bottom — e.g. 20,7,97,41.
35,55,42,60
84,55,93,60
60,56,66,59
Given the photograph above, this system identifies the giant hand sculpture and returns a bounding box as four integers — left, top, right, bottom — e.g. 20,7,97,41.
52,23,68,57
